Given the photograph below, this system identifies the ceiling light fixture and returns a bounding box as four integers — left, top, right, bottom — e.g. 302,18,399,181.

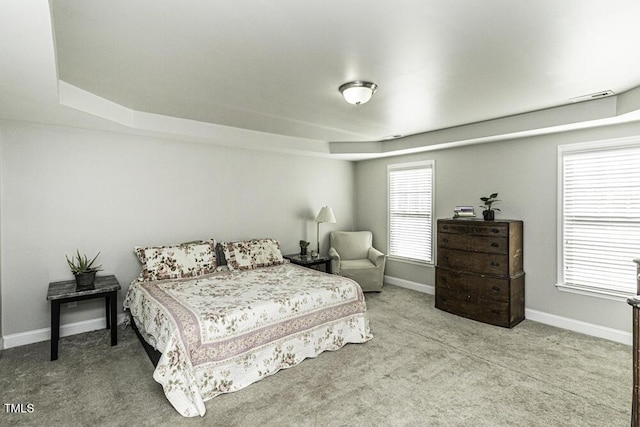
339,81,378,105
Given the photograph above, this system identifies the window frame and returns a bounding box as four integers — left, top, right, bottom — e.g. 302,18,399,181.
387,160,435,265
556,136,640,301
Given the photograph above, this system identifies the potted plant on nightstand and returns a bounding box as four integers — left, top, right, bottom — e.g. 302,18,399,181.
66,250,102,289
299,240,310,257
480,193,501,220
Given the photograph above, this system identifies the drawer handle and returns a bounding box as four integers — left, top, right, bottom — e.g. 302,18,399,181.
492,309,501,315
443,226,449,230
491,228,500,233
443,238,449,243
491,286,501,293
443,255,449,260
490,242,499,247
466,295,472,301
490,261,500,267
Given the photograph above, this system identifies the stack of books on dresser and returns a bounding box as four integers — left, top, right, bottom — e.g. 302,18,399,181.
453,206,476,219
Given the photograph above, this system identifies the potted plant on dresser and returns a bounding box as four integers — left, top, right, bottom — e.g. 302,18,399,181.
66,250,102,289
480,192,501,220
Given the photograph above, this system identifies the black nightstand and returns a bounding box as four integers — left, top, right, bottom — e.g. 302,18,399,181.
284,254,332,274
46,275,121,361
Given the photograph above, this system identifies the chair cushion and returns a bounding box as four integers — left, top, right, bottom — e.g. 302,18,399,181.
330,231,372,260
340,259,375,271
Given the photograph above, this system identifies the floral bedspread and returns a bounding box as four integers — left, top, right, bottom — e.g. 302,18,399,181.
123,263,372,417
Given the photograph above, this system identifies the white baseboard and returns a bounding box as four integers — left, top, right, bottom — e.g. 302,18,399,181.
525,308,632,346
1,313,127,350
2,287,632,348
384,275,631,346
384,275,434,295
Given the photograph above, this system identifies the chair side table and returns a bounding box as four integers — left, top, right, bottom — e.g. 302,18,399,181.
46,275,121,361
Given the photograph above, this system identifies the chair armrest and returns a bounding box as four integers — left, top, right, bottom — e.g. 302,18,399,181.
368,247,385,267
329,247,341,274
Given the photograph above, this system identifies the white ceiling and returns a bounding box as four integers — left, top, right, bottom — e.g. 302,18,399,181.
3,1,640,159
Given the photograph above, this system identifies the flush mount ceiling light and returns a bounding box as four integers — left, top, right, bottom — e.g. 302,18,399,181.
339,80,378,105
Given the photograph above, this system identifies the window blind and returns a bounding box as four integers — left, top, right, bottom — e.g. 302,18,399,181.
562,144,640,296
388,163,433,263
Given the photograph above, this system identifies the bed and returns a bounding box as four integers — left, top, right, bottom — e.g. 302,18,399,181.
123,238,372,417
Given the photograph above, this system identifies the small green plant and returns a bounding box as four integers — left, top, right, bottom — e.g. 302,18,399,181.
480,193,501,212
66,250,103,275
299,240,310,248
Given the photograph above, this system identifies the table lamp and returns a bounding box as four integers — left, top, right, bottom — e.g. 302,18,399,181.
315,206,336,255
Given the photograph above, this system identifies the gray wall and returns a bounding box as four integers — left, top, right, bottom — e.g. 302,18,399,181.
355,120,640,334
0,120,354,336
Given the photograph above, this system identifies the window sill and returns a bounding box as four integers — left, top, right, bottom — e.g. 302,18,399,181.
556,282,635,303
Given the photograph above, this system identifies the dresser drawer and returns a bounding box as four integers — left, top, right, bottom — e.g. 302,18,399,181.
435,288,510,327
475,297,512,327
472,236,509,254
437,233,471,251
439,232,508,254
438,222,508,237
436,268,510,302
438,247,509,275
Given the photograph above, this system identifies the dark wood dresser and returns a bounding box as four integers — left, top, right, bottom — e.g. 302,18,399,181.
435,219,525,328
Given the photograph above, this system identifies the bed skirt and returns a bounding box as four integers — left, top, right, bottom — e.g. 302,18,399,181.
129,313,161,367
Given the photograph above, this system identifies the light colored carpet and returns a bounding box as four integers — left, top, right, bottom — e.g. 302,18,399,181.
0,285,632,426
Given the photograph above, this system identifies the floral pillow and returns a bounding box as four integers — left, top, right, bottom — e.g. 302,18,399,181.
134,239,217,282
222,238,286,271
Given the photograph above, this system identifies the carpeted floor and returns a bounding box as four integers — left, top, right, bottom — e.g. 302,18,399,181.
0,285,633,426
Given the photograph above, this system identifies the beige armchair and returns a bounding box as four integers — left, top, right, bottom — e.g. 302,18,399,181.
329,231,386,292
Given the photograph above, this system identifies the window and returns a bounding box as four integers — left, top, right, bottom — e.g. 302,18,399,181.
558,138,640,299
388,160,434,264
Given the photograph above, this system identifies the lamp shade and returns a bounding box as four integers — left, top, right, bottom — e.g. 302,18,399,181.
339,81,378,105
315,206,336,223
